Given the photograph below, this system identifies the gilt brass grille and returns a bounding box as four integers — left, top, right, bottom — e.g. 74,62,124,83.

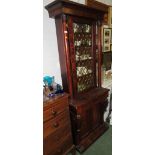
73,22,95,93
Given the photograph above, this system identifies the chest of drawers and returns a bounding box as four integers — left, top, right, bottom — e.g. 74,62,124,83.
43,93,76,155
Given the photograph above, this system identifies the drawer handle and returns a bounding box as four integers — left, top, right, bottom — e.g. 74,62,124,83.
53,122,59,128
51,110,57,116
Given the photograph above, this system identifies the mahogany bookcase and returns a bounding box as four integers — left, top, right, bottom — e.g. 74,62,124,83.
45,0,109,152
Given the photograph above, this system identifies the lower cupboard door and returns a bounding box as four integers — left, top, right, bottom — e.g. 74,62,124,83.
92,101,103,129
79,106,92,139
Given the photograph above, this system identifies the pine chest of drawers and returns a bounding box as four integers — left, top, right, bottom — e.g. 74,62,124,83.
43,93,76,155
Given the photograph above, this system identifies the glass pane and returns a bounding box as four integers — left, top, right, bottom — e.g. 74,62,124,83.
73,22,94,93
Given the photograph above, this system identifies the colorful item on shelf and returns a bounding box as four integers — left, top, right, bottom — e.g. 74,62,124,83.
55,84,64,94
43,75,64,98
43,76,54,86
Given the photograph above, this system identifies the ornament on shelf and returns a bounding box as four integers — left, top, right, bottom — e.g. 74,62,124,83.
43,76,64,98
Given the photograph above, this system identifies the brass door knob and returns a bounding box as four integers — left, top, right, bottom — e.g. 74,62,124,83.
53,122,59,128
51,110,57,116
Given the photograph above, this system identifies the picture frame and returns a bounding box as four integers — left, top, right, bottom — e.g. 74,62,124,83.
103,28,112,52
110,44,112,51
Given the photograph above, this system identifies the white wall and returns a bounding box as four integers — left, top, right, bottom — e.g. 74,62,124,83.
43,0,62,84
97,0,112,5
43,0,112,84
73,0,85,4
73,0,112,5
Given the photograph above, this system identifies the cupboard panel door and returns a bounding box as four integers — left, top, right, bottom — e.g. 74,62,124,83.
79,105,92,140
92,101,103,130
92,99,108,129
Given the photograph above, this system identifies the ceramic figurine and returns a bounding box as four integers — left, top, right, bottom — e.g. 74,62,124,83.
43,75,64,97
55,84,64,94
43,84,51,97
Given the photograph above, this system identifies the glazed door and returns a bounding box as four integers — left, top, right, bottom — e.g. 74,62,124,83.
67,16,97,96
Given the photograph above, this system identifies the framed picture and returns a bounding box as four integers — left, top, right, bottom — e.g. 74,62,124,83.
110,44,112,51
103,28,112,52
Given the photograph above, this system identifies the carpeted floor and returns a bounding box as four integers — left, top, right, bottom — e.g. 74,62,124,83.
69,126,112,155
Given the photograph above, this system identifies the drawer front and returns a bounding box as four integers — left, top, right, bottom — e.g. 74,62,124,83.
43,98,68,122
43,108,52,122
43,109,70,138
44,133,73,155
92,94,108,103
45,122,71,143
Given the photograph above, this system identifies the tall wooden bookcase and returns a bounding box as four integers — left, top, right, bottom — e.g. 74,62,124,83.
45,0,109,152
